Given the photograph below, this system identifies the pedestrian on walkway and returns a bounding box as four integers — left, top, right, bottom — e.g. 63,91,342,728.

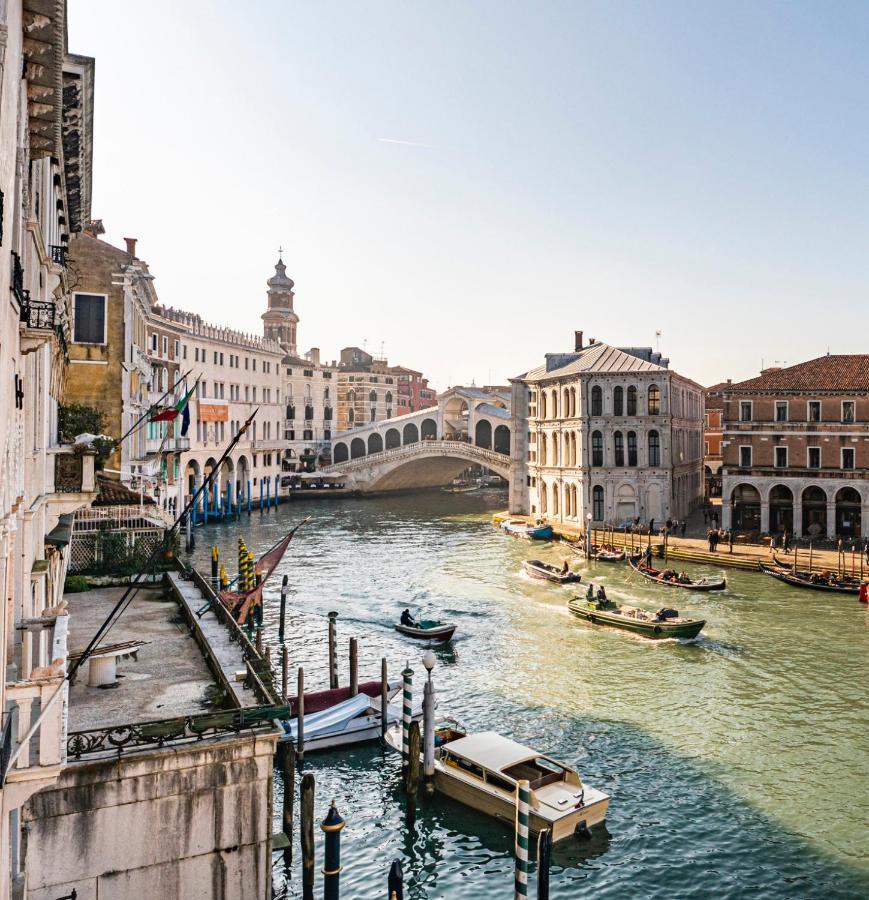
666,518,673,532
649,518,655,535
769,534,777,556
680,520,687,539
728,530,734,554
708,529,716,553
783,531,791,553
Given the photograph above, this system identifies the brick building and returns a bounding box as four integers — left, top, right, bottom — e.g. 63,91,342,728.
720,356,869,539
390,366,437,416
703,381,729,498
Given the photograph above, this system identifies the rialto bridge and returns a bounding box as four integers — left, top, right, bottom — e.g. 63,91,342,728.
322,386,512,492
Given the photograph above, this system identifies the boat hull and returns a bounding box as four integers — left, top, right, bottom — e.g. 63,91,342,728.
522,560,581,584
761,559,863,594
628,558,725,591
501,522,554,540
568,600,705,639
394,623,457,641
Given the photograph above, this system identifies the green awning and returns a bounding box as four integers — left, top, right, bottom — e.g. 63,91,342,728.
45,513,75,547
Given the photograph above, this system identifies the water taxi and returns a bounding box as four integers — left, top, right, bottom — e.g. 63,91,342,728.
386,720,609,842
394,620,457,642
501,520,554,540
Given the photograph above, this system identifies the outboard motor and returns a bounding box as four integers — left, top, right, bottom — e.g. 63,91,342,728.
656,608,679,621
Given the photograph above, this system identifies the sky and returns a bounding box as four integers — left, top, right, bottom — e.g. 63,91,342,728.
68,1,869,390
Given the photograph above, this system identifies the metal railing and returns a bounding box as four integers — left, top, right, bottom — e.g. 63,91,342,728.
0,714,14,785
73,504,174,531
66,704,286,761
20,297,56,331
10,252,26,308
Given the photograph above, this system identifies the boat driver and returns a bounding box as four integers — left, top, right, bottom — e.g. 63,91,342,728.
400,608,417,628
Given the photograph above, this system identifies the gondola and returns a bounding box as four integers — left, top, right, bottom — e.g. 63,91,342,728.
522,559,581,584
628,556,726,591
565,541,628,562
394,620,457,642
759,556,865,594
568,597,705,639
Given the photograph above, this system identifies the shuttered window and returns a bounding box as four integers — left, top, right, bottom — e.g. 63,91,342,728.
73,294,106,344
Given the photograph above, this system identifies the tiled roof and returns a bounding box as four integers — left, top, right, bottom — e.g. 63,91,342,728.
476,402,511,420
725,355,869,393
519,342,665,383
92,476,156,507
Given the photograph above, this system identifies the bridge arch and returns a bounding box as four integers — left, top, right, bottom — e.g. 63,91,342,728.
385,428,400,449
475,420,492,449
334,442,348,463
368,433,383,454
494,424,510,455
421,417,437,440
403,423,419,445
351,437,366,459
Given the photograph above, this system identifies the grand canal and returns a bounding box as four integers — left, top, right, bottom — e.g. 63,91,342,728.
185,492,869,899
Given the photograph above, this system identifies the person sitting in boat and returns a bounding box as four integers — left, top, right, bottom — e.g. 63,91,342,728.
596,585,608,607
561,559,570,576
586,582,595,601
400,608,418,628
660,569,677,581
677,571,691,584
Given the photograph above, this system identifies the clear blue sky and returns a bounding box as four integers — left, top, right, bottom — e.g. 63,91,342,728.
69,1,869,389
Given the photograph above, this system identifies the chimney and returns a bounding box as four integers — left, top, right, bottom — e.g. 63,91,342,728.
589,337,596,346
574,331,583,351
309,347,321,366
124,237,137,258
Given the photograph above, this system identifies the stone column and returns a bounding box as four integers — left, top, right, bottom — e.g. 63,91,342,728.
721,498,732,530
792,499,803,538
760,500,770,534
826,500,836,539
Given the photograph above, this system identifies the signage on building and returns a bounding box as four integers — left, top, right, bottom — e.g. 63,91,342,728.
198,402,229,422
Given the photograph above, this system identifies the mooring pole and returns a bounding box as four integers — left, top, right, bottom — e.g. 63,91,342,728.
281,645,289,701
349,637,358,697
282,741,295,863
537,828,552,900
514,779,530,899
321,800,345,900
401,662,413,771
423,678,435,796
211,545,219,590
328,611,339,689
297,666,305,763
406,721,420,825
279,574,288,643
185,512,193,552
380,657,389,740
255,626,263,657
301,772,315,900
387,860,404,900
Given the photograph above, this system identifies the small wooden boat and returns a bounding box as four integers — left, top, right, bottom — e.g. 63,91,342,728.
501,519,554,540
568,597,705,639
394,620,457,642
628,556,725,591
760,556,865,594
565,541,627,562
279,680,424,752
384,719,609,842
522,559,581,584
442,483,481,494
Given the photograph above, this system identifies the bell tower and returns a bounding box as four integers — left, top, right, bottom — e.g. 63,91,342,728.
261,254,299,355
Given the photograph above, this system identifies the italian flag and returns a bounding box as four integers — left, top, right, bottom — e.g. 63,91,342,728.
150,384,195,423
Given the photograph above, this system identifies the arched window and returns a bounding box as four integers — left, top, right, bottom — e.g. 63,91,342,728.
552,435,559,465
571,387,577,418
386,391,393,404
592,485,604,521
648,430,660,466
627,431,637,466
551,389,559,418
614,431,624,467
348,390,356,405
541,392,547,419
591,386,603,416
540,481,548,513
613,386,623,416
591,431,603,467
648,385,660,415
369,390,377,403
563,389,570,418
627,386,637,416
348,409,355,424
552,483,559,515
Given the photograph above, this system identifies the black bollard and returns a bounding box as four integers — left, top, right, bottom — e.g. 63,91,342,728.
327,611,338,689
279,574,288,643
321,800,345,900
380,658,388,740
387,859,404,900
537,828,552,900
301,772,315,900
297,666,305,763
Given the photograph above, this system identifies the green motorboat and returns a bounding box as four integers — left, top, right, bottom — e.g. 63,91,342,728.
567,597,705,640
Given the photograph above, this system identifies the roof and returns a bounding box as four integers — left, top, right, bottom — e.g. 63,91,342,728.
519,342,666,383
725,355,869,393
476,402,511,420
446,731,538,772
92,476,156,507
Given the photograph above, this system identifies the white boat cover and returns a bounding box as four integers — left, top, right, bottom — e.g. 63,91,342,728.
283,693,371,740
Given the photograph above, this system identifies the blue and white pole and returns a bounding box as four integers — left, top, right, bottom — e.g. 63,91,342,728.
514,779,531,899
246,479,251,515
401,662,414,770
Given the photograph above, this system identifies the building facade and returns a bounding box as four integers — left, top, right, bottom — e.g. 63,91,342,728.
509,332,704,525
703,381,729,498
720,356,869,539
391,366,436,416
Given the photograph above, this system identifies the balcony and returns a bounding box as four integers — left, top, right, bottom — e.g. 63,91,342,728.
145,435,191,454
132,344,151,378
51,448,97,495
49,244,67,267
10,251,26,310
19,295,58,354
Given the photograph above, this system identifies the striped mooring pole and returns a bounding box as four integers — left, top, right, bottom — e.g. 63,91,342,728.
401,662,413,770
219,564,228,590
514,779,530,899
320,800,345,900
210,545,219,590
327,612,339,689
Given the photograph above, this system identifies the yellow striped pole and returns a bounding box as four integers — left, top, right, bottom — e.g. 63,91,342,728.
219,564,228,590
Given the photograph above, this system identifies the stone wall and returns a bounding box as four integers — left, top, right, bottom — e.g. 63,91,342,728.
23,732,277,900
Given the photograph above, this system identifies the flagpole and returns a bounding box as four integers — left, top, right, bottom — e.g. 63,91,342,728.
117,367,194,446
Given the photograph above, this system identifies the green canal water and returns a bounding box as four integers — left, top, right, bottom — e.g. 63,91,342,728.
186,492,869,899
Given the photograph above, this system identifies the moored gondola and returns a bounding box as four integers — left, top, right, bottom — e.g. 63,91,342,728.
564,540,628,562
522,559,581,584
760,556,865,594
628,556,726,591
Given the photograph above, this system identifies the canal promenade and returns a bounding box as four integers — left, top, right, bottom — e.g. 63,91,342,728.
185,492,869,899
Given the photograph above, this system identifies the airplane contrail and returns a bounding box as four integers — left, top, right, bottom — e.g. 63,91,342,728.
376,137,433,148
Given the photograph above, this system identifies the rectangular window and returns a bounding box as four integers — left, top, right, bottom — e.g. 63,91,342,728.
842,448,855,470
220,352,224,365
775,401,788,422
739,445,752,468
150,333,157,352
72,294,108,344
774,446,788,468
195,347,199,362
808,401,821,422
808,447,821,469
842,401,855,424
183,344,187,360
213,351,218,364
704,440,710,456
162,336,168,356
739,401,752,422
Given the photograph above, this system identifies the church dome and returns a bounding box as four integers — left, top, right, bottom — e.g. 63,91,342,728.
267,258,294,290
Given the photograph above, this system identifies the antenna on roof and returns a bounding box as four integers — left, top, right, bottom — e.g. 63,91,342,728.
655,330,662,352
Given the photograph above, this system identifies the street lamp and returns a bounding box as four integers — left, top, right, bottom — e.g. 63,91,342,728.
422,649,436,682
586,512,593,557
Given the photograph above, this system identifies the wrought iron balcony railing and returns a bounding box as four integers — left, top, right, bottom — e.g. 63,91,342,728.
20,297,56,331
49,244,67,267
10,252,26,309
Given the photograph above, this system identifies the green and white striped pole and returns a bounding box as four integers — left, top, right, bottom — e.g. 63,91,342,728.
401,662,414,771
514,779,530,899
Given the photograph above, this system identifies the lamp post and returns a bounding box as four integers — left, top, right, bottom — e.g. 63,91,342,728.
586,512,593,557
422,649,436,793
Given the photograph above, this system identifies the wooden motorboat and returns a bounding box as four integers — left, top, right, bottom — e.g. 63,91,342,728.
394,620,457,642
279,680,424,752
522,559,581,584
501,519,554,540
628,556,726,591
442,482,481,494
568,597,705,639
760,556,865,594
566,541,627,562
385,719,609,843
